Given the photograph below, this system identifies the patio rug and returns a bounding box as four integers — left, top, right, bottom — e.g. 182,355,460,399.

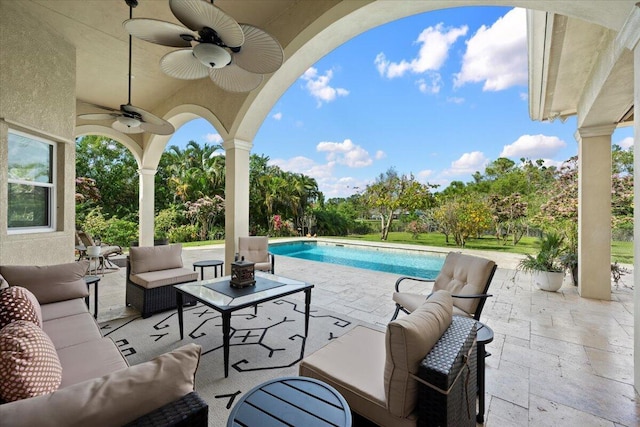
99,298,362,427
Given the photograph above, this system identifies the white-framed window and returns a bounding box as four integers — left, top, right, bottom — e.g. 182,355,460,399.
7,129,56,233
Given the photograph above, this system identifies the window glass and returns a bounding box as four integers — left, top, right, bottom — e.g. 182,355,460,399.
7,130,55,231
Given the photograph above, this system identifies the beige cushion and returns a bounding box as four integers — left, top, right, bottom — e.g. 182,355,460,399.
129,268,198,289
0,321,62,402
129,244,183,275
432,252,495,315
0,343,201,427
392,292,473,319
42,313,102,350
300,325,418,427
0,261,90,304
0,286,42,329
40,299,88,322
57,338,128,387
384,290,453,418
238,236,269,263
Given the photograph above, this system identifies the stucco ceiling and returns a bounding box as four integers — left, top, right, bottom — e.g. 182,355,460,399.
8,0,638,138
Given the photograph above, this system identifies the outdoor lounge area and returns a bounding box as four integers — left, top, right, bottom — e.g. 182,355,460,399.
85,240,637,426
1,0,640,425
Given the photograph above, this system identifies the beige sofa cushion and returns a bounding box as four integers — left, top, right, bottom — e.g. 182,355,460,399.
432,252,495,315
129,267,198,289
384,290,453,418
129,244,183,275
0,321,62,402
40,299,88,322
0,261,90,304
42,313,102,350
57,338,128,388
0,343,201,427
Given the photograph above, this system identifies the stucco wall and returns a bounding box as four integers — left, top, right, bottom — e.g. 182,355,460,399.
0,1,76,265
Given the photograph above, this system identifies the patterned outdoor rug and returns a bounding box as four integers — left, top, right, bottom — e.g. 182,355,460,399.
99,298,361,426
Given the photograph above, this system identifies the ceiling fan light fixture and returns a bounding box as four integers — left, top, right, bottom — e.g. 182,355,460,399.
193,43,230,69
117,115,142,128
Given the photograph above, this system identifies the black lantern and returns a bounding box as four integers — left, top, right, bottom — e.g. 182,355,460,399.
230,256,256,288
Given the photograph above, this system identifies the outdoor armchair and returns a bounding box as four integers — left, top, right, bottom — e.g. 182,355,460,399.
238,236,275,273
76,230,123,268
391,252,497,322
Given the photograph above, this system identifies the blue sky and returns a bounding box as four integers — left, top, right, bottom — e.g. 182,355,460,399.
168,6,634,198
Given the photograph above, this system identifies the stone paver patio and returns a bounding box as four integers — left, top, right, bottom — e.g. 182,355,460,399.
94,239,638,426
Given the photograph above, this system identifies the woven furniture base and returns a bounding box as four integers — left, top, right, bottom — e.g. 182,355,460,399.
126,258,197,318
418,316,478,427
124,392,208,427
126,280,197,318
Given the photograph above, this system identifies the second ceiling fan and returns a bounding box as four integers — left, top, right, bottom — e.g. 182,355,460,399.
124,0,285,92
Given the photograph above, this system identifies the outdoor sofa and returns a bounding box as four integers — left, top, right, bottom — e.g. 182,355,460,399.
0,261,207,426
126,243,199,318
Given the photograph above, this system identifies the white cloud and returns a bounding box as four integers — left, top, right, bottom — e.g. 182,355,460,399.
446,96,465,104
375,23,468,79
444,151,489,176
272,112,282,120
300,67,349,107
268,156,368,198
617,136,634,150
454,8,527,91
519,92,528,101
500,134,566,158
417,169,434,182
316,139,373,168
375,150,386,160
205,133,223,143
416,73,442,94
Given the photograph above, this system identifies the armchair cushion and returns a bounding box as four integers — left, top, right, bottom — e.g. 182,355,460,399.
129,244,183,275
0,261,90,304
384,290,453,418
432,252,496,315
238,236,269,263
0,343,201,427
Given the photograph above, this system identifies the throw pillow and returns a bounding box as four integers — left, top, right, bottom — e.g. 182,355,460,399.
0,343,201,426
0,320,62,402
0,287,42,329
384,289,453,418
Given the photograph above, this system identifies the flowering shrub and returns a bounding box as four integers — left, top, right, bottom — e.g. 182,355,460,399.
184,195,225,241
406,220,429,239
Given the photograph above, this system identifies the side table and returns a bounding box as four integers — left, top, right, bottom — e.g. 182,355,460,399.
476,321,494,423
227,376,352,427
192,260,224,280
84,275,100,319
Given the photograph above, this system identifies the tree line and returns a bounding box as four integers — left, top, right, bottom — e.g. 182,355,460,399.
75,135,633,249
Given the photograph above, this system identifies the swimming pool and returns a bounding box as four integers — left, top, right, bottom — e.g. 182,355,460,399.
270,241,444,278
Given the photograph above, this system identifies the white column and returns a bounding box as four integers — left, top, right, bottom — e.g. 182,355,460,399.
632,29,640,396
575,125,615,300
138,168,156,247
223,138,252,274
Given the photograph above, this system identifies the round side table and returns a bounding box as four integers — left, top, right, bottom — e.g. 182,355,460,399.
193,260,224,280
227,376,351,427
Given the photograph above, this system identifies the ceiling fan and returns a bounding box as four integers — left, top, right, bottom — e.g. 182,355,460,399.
123,0,284,92
78,0,175,136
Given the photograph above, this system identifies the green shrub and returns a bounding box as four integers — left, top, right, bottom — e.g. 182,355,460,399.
155,206,183,239
102,218,138,247
168,224,199,243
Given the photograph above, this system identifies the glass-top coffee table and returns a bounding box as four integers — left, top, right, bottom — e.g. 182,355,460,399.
174,271,314,377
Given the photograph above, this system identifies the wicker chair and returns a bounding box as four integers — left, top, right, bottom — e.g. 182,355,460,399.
238,236,275,273
126,244,198,318
391,252,497,322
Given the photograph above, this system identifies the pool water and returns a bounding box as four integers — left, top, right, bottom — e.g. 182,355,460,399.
270,241,444,278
